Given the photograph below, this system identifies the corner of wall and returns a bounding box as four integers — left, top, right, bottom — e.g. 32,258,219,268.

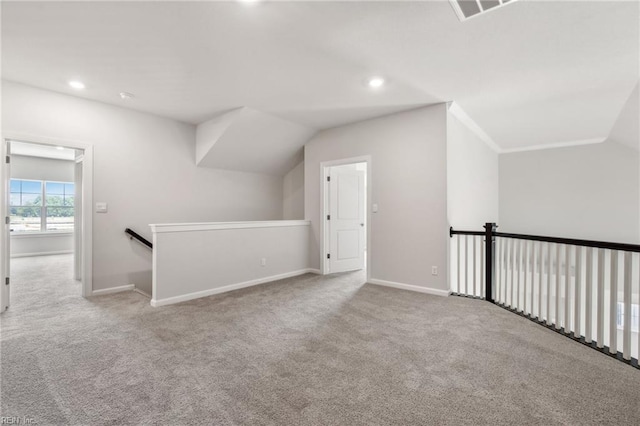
447,102,502,154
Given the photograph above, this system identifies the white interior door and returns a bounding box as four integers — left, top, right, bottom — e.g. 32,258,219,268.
1,140,11,312
328,165,365,273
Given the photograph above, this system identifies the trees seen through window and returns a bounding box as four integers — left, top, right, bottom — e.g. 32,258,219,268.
10,179,75,232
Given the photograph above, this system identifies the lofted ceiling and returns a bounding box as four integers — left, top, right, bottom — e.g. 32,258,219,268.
196,107,316,175
608,83,639,152
1,0,638,156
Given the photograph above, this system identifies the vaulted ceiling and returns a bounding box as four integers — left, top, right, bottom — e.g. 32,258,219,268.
2,1,638,160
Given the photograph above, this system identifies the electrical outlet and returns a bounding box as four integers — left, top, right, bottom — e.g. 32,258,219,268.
261,258,267,267
431,266,438,276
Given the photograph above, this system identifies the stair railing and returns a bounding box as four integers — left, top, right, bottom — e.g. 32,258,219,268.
125,228,153,249
450,223,640,369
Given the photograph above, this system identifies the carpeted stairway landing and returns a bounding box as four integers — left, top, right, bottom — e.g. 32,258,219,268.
1,254,639,425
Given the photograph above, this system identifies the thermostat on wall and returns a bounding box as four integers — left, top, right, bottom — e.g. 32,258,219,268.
96,202,108,213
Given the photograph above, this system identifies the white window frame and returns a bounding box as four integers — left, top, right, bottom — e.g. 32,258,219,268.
9,178,75,234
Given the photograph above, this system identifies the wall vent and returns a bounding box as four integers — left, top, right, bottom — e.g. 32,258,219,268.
449,0,519,22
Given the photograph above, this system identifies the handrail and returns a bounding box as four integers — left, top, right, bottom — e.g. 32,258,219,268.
494,231,640,253
125,228,153,249
450,226,640,253
449,227,484,237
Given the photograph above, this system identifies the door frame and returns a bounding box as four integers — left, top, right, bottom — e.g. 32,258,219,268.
1,140,10,312
1,133,94,309
320,155,371,281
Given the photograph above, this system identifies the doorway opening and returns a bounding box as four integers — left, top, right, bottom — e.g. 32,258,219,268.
1,137,93,313
321,156,371,280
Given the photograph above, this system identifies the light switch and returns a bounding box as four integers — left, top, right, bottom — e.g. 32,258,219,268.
96,202,108,213
372,203,378,213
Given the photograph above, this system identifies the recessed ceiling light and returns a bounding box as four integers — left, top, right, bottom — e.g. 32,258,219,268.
237,0,261,4
68,80,85,90
119,92,135,100
368,77,385,89
56,146,65,150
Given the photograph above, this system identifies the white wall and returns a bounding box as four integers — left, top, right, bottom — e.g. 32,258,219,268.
2,81,284,293
608,84,640,242
447,111,499,229
195,107,313,176
11,154,74,182
608,84,639,152
499,84,640,244
499,141,639,243
305,105,449,293
10,154,75,257
151,221,310,305
11,233,73,257
499,83,639,244
283,161,304,220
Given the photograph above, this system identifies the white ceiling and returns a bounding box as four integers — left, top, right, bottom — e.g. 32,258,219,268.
608,83,639,152
10,141,76,161
196,107,316,175
1,0,638,152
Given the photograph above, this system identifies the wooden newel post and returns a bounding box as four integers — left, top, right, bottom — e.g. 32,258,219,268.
484,222,497,303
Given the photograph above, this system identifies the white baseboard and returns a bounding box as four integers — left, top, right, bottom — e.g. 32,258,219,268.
133,287,152,298
91,284,135,296
11,250,73,258
307,268,321,274
151,268,316,307
367,278,451,297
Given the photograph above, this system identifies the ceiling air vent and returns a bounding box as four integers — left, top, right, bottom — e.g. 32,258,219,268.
449,0,519,22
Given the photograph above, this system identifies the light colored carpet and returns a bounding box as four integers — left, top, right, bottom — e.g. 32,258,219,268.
1,254,639,425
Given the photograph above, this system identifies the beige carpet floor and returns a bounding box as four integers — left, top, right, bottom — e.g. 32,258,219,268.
1,254,639,425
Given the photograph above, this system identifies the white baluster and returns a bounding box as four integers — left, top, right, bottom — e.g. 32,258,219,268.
530,241,536,316
564,245,571,333
510,239,516,309
473,236,477,297
516,240,522,311
574,246,582,338
555,243,561,330
464,235,469,295
546,243,552,324
623,252,632,360
523,240,529,314
609,250,618,355
637,255,640,362
456,234,461,294
585,247,593,343
481,237,486,300
538,241,543,321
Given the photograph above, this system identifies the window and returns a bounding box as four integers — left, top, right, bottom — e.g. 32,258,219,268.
617,302,640,333
9,179,42,232
45,182,75,231
10,179,75,233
